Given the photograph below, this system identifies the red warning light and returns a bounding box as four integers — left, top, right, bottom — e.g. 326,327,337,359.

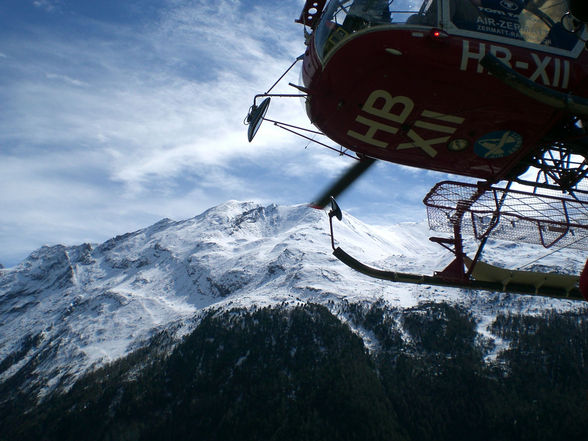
430,29,448,39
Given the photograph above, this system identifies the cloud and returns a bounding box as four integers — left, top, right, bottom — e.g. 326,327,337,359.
3,1,308,186
45,72,88,87
32,0,61,12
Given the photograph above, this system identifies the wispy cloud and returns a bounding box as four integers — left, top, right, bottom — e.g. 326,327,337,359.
32,0,61,12
7,1,307,180
45,72,88,87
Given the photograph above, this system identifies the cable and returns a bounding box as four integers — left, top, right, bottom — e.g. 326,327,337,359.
517,235,588,270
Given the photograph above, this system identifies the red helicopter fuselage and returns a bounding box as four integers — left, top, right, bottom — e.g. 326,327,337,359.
300,0,588,182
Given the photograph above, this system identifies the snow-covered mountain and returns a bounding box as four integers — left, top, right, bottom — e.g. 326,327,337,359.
0,201,585,400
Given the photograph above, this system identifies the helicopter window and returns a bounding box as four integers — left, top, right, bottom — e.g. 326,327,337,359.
450,0,583,51
315,0,436,60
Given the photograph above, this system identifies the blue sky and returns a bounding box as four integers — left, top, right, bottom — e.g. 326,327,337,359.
0,0,446,267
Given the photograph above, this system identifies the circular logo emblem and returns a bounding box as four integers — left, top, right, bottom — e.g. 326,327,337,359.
500,0,520,12
474,131,523,159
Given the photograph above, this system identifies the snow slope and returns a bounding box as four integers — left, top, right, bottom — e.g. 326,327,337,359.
0,201,585,398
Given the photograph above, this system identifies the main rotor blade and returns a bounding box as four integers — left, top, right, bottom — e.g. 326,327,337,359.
310,157,376,209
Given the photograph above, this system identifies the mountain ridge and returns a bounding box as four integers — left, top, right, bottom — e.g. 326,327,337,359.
0,201,585,402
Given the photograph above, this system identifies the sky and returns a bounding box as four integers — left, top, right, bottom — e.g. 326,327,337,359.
0,0,448,268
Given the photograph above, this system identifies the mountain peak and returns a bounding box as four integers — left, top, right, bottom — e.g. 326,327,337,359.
0,201,333,398
0,201,585,400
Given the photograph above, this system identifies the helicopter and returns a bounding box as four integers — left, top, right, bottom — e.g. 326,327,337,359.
246,0,588,301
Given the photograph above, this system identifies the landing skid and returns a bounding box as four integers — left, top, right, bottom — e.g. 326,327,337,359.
326,192,585,301
332,246,582,300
